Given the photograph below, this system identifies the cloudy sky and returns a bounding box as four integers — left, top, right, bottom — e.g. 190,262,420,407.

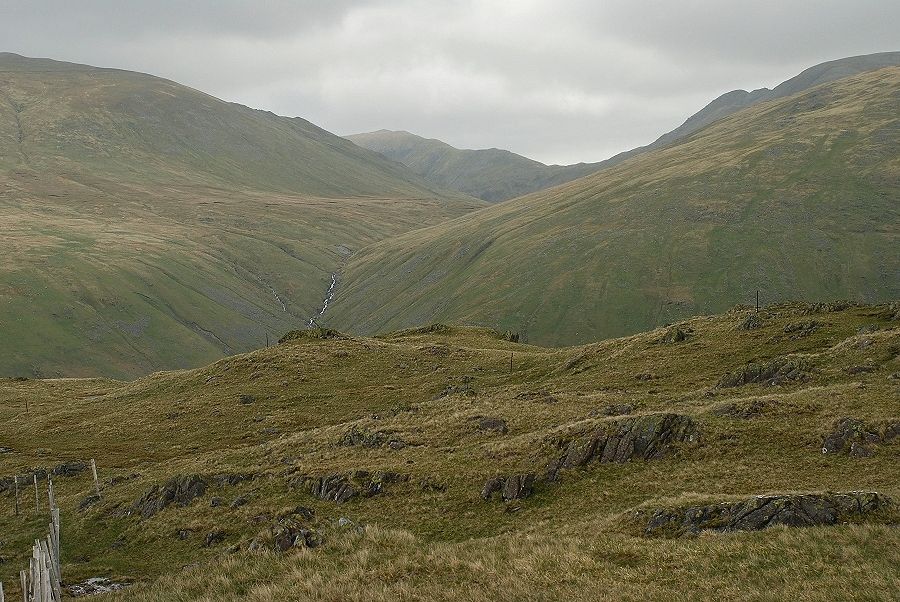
2,1,898,164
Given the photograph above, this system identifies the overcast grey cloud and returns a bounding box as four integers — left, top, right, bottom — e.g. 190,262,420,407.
1,1,898,164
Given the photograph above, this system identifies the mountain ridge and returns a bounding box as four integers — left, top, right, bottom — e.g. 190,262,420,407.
348,52,900,202
0,53,484,378
329,66,900,344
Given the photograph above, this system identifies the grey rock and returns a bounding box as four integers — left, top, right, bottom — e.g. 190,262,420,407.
204,530,226,547
546,413,699,480
481,473,534,502
639,492,897,538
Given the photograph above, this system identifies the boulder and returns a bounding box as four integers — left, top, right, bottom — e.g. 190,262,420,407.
638,492,897,537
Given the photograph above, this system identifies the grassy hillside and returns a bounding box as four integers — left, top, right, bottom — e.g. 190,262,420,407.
0,302,897,599
347,130,598,202
328,67,900,345
349,53,900,203
0,54,484,378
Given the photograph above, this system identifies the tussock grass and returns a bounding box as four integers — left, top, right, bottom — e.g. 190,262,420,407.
0,303,897,599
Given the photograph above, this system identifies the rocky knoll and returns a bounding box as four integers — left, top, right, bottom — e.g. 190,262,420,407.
635,492,897,537
545,413,699,480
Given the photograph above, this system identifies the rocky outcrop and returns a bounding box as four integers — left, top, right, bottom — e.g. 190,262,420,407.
822,418,899,457
783,320,823,338
545,414,699,480
481,473,535,502
717,357,809,388
1,461,88,496
337,426,406,449
515,390,558,404
211,472,256,487
737,314,763,330
711,398,778,420
248,519,323,552
636,492,897,537
131,475,207,518
658,327,691,344
473,416,508,434
290,470,409,503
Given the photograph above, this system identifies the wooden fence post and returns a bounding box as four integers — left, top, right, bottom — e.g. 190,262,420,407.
46,478,55,514
1,579,5,602
19,570,26,602
90,459,101,499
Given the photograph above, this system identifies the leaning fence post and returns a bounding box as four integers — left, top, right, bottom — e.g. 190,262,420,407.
90,459,101,499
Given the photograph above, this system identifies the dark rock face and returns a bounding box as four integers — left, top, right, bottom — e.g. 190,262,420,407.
291,470,409,503
638,492,897,537
474,416,508,434
545,414,699,481
481,473,535,502
131,475,207,518
717,358,808,388
821,417,899,456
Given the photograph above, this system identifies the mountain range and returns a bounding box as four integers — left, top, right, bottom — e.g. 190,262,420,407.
329,65,900,345
348,52,900,202
0,53,482,378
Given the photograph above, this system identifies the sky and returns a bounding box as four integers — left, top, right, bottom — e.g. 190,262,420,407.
2,1,898,165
